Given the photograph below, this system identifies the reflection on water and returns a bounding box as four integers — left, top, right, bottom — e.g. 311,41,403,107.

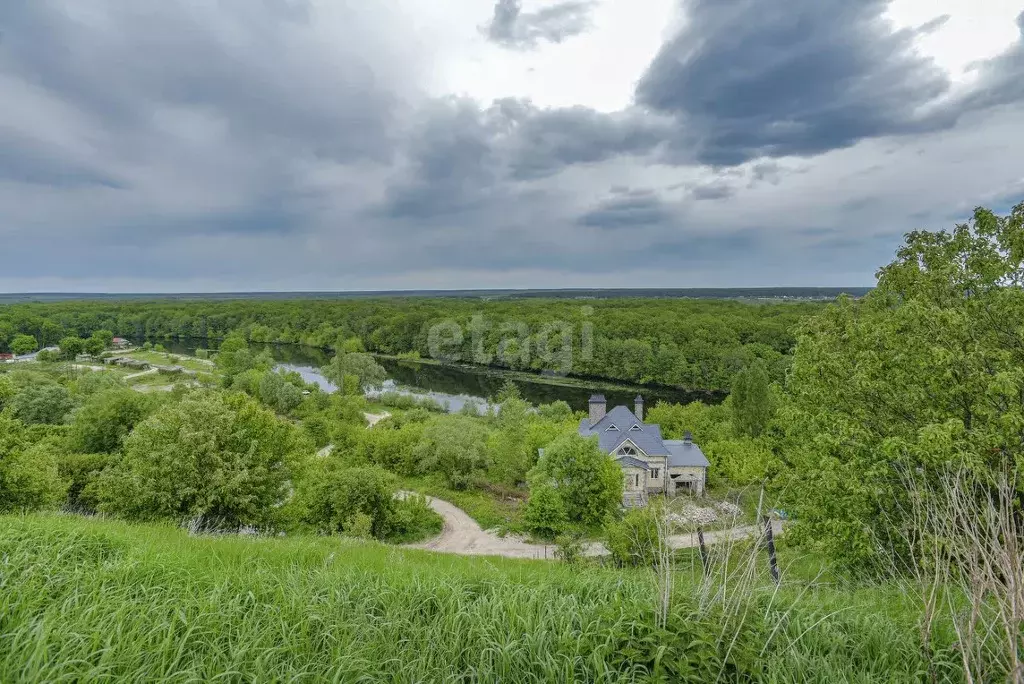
144,338,722,412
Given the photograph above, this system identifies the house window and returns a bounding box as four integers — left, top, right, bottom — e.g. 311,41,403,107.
650,468,660,480
629,424,642,431
606,424,619,431
617,445,638,457
634,474,640,488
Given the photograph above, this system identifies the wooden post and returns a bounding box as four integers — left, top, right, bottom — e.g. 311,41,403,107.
697,527,710,578
763,516,779,585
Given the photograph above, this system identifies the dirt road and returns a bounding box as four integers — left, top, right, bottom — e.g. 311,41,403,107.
403,494,783,560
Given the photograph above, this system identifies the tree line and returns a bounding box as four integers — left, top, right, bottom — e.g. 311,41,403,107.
0,297,823,391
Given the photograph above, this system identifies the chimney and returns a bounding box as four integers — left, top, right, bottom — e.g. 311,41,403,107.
683,431,692,444
588,394,606,425
634,394,644,421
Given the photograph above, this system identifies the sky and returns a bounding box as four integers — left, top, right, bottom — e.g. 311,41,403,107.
1,0,1023,292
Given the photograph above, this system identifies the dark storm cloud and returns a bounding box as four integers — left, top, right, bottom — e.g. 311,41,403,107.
577,190,677,229
0,135,124,189
495,100,670,179
485,0,596,50
378,98,668,220
0,0,401,183
958,11,1024,112
689,180,735,201
636,0,954,165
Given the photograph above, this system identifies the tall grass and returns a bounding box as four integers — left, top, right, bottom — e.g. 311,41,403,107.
0,514,970,682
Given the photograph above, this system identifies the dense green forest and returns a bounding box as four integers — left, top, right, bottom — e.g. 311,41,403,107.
0,297,823,391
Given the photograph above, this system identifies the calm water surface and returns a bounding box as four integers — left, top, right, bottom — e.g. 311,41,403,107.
148,339,722,412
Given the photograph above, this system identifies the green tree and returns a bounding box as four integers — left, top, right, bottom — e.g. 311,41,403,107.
58,336,86,361
528,433,622,527
487,390,532,485
10,334,38,356
83,334,106,356
9,383,77,424
730,359,774,438
322,352,386,394
0,375,14,411
0,415,67,512
68,388,157,454
779,203,1024,573
298,464,399,538
97,392,302,527
604,505,663,567
522,484,567,539
414,415,490,489
258,370,304,414
92,330,115,348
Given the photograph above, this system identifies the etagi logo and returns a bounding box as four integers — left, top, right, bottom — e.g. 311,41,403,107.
426,306,594,375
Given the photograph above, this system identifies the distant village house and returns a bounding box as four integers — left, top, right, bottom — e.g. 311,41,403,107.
578,394,708,508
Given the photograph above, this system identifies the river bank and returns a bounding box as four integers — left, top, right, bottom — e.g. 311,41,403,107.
134,337,724,411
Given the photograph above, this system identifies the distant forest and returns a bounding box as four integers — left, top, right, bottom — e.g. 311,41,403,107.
0,297,831,391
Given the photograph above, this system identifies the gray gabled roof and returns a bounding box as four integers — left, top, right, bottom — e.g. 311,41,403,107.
579,405,669,456
664,440,710,467
615,455,650,470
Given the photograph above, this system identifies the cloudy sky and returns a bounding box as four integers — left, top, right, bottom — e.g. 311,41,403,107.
1,0,1023,292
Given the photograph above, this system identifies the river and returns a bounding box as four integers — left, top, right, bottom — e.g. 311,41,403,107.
146,339,722,412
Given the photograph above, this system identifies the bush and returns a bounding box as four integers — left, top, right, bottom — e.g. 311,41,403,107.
9,383,77,425
58,336,85,361
10,334,38,356
522,484,567,540
0,415,67,512
97,392,301,528
71,371,124,397
604,506,663,567
389,493,443,543
527,433,622,527
68,389,156,454
258,370,304,414
414,416,490,490
554,531,586,565
0,375,14,410
299,465,401,540
58,452,110,510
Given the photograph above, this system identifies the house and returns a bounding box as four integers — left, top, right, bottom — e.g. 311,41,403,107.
579,394,708,507
111,337,130,350
0,352,13,362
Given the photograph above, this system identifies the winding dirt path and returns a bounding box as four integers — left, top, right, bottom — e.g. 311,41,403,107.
403,494,783,560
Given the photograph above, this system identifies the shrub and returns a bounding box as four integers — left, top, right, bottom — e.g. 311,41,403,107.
554,531,586,565
58,452,110,510
414,416,490,490
68,389,156,454
389,493,443,543
522,484,567,540
10,334,38,356
58,336,85,361
258,370,304,414
604,506,663,567
97,392,301,528
527,433,622,527
0,415,67,512
299,465,399,539
9,383,77,425
0,375,14,410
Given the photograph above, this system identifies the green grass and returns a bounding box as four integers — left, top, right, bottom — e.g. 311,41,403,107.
398,475,525,532
0,514,975,682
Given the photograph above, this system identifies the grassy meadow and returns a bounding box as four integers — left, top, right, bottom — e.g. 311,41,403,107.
0,514,968,683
